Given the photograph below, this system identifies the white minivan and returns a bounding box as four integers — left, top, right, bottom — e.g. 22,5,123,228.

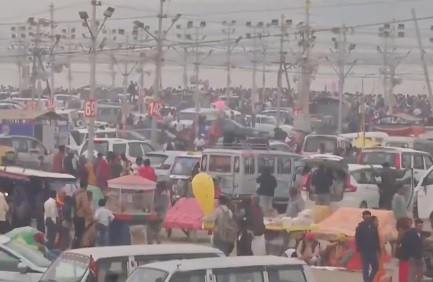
126,256,316,282
40,244,223,282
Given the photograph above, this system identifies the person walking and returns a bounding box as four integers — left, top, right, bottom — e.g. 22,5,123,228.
147,182,170,244
73,180,93,248
243,196,266,255
379,162,399,210
59,195,73,250
204,195,236,256
355,210,381,282
400,219,424,282
236,218,254,256
96,153,109,189
256,167,277,213
392,185,407,221
94,198,114,246
44,190,59,250
311,165,333,205
52,145,65,173
0,188,9,234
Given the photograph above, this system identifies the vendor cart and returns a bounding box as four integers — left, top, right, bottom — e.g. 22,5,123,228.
264,224,316,256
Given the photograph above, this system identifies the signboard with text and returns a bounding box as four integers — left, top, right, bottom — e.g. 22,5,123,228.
147,100,164,117
84,99,97,118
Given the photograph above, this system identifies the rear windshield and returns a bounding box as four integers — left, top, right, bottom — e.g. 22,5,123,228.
146,154,169,166
40,253,89,282
303,137,337,153
127,268,168,282
81,140,109,156
171,157,199,176
362,152,396,166
267,266,307,282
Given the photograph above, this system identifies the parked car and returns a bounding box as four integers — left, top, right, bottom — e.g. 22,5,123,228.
0,135,52,169
80,138,154,162
301,134,351,156
126,256,316,282
299,154,380,209
0,235,51,282
119,129,176,150
40,244,223,282
219,118,269,139
382,136,433,156
246,114,293,135
145,151,183,182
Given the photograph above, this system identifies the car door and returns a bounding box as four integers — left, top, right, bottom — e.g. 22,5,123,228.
12,137,30,166
273,156,294,202
417,168,433,219
413,153,426,182
0,246,30,282
364,168,380,208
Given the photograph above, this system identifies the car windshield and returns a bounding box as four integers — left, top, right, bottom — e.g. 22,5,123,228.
303,137,337,153
171,157,199,176
127,268,168,282
178,112,196,121
4,240,51,268
362,152,396,166
40,253,89,282
261,116,276,125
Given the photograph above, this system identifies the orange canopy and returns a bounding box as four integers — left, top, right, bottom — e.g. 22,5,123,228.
314,207,397,242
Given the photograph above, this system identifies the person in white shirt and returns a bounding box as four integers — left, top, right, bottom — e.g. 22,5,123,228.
44,190,59,250
0,188,9,234
94,198,114,246
175,119,183,133
194,134,206,151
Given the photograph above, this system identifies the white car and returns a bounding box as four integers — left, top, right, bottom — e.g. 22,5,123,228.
0,235,50,281
300,154,380,209
126,256,316,282
80,138,154,163
145,151,183,182
174,108,223,128
246,114,293,135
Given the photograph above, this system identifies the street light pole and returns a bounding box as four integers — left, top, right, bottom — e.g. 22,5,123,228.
49,3,55,98
88,0,98,163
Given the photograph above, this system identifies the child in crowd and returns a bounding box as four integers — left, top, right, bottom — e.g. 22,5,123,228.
94,198,114,246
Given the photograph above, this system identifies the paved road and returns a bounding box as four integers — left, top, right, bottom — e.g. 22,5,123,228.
312,269,363,282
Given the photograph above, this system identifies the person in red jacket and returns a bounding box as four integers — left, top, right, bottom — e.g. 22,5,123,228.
139,159,157,182
52,145,65,173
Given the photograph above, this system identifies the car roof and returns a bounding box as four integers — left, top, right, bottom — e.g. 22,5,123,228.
146,151,183,157
74,128,117,133
140,256,304,272
384,136,433,143
203,148,298,157
64,244,223,260
348,164,374,171
305,134,344,140
93,138,127,143
0,235,10,244
361,146,429,154
180,108,220,114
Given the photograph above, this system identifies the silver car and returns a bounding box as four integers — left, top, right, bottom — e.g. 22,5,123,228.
0,235,50,281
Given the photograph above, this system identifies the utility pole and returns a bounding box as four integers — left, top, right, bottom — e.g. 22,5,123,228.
223,20,236,97
49,3,55,97
88,0,98,162
412,8,433,107
298,0,312,115
276,15,288,127
183,47,189,90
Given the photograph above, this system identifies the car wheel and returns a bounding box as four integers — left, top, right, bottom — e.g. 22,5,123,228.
360,201,368,209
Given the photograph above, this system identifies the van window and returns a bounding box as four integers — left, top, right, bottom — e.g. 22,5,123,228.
277,156,292,174
214,267,264,282
414,155,424,169
362,152,396,167
140,143,154,154
169,270,206,282
201,155,208,171
258,156,275,174
13,138,28,153
234,157,240,173
267,266,307,282
352,170,375,184
113,143,127,154
402,153,411,169
244,157,254,174
423,170,433,186
129,143,144,158
426,156,433,168
209,155,232,173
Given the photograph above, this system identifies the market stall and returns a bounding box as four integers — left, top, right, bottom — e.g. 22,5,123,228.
105,175,157,245
264,206,333,256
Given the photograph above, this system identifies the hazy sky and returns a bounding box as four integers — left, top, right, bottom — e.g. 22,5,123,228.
1,0,433,93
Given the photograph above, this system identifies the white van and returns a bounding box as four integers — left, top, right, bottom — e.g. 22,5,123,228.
40,244,223,282
382,136,433,156
126,256,316,282
201,146,301,205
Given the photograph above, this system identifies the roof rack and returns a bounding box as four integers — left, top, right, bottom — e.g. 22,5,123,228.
206,141,269,150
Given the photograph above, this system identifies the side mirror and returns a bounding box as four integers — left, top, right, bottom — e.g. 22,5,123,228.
17,262,29,274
